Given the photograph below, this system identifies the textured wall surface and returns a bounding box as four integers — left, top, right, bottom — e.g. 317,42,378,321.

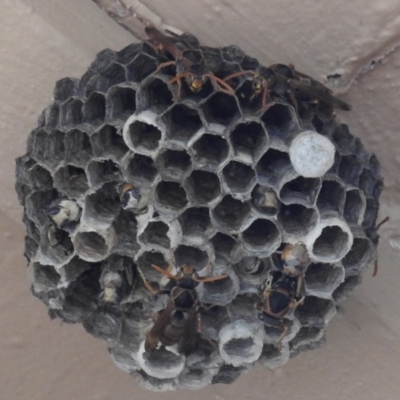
3,0,400,399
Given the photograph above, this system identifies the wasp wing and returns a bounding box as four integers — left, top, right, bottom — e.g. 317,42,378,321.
179,306,198,356
145,299,175,352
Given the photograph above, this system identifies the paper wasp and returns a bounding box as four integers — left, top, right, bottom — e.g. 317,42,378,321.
140,21,235,99
256,242,309,349
138,263,227,355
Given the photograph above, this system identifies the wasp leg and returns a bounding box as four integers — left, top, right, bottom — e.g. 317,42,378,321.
290,296,305,309
223,70,257,83
137,266,162,294
152,60,176,76
376,216,390,230
194,274,228,283
277,321,291,351
294,275,304,300
151,263,181,280
206,74,235,95
260,83,275,111
168,72,192,100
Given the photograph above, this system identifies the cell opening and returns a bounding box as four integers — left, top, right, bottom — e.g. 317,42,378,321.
256,149,292,187
45,103,60,128
354,137,370,166
155,181,188,211
138,78,173,111
342,238,373,275
344,189,364,224
332,124,355,153
83,308,123,340
106,86,136,121
251,185,280,216
83,92,106,125
192,134,229,168
234,257,271,283
242,219,280,252
45,130,65,169
202,93,240,126
280,176,320,207
211,232,240,263
32,262,60,289
291,327,323,348
312,116,324,133
112,209,139,256
53,77,78,101
212,365,244,385
90,125,128,160
126,154,158,187
174,245,209,270
87,159,121,188
338,155,363,187
369,154,380,175
212,196,251,232
40,224,74,265
136,251,168,282
102,62,126,87
202,275,237,306
139,221,170,249
27,165,53,191
164,104,202,143
128,121,161,152
332,275,361,303
116,43,141,65
156,149,191,181
64,129,93,166
362,198,378,230
185,170,221,205
126,53,158,82
54,165,89,198
74,231,109,261
222,161,256,194
359,169,376,197
178,207,212,239
32,129,48,163
223,338,255,358
261,104,297,144
85,182,121,226
279,203,318,236
230,122,268,162
25,190,57,227
221,45,245,63
305,263,343,293
295,296,334,327
61,98,83,126
316,180,345,215
313,226,350,260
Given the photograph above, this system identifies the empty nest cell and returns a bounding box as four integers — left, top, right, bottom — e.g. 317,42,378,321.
87,159,122,188
163,105,202,144
178,207,213,241
222,161,256,194
53,165,89,198
312,225,351,261
202,93,241,127
338,155,363,187
44,130,65,169
332,124,355,154
279,203,318,237
230,122,269,163
185,170,221,205
256,149,292,187
341,238,374,276
241,219,280,254
64,129,93,166
212,195,251,232
343,189,365,224
280,176,320,208
305,262,344,297
138,78,173,111
83,92,106,125
73,230,111,262
156,149,191,181
316,179,346,215
211,232,241,264
90,125,129,160
295,296,335,327
155,181,188,212
261,104,297,144
106,85,136,121
126,154,158,187
125,120,162,153
139,221,170,249
191,134,229,169
173,245,209,270
60,98,83,126
126,53,158,83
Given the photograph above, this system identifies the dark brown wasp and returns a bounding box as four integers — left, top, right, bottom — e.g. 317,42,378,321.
138,263,227,355
256,242,309,349
270,63,352,117
223,65,276,111
141,22,235,99
256,270,304,350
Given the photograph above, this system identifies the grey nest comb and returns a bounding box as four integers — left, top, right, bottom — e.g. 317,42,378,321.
15,29,384,391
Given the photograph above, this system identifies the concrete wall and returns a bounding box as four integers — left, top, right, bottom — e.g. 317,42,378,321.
2,0,400,398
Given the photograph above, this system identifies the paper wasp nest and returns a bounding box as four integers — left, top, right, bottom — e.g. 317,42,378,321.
15,37,383,391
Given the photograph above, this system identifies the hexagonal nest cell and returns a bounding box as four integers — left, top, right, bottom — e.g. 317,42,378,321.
15,30,384,391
